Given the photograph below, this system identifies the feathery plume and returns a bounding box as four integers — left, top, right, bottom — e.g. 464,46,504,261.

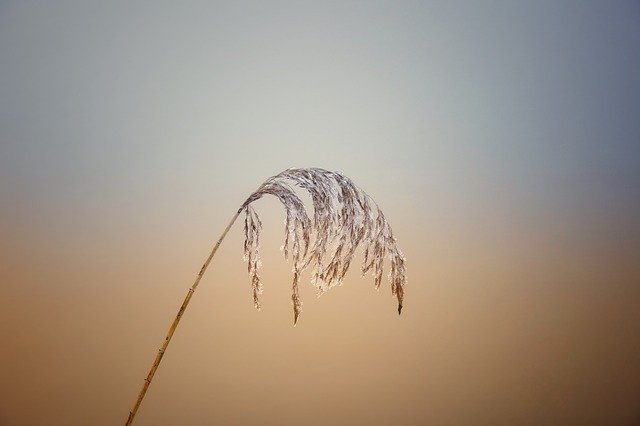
240,168,407,323
125,167,407,425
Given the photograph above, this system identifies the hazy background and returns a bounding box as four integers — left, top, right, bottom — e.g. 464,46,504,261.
1,1,639,425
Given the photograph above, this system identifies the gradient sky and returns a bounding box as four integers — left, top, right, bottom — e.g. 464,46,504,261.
1,1,639,425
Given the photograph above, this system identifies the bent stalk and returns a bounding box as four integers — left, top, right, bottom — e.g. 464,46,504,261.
125,208,243,426
124,167,407,424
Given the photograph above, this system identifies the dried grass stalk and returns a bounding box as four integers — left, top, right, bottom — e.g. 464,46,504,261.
125,167,406,425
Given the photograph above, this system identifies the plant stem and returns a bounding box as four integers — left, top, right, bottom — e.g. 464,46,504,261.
125,207,243,425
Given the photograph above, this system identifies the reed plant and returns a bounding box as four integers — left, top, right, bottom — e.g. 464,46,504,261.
125,168,407,425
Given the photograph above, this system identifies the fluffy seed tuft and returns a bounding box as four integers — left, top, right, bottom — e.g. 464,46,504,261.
240,168,407,324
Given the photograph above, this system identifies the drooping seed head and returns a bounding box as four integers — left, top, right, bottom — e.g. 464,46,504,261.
240,168,407,324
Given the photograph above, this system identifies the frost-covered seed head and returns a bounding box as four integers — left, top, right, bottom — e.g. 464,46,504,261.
240,168,407,324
